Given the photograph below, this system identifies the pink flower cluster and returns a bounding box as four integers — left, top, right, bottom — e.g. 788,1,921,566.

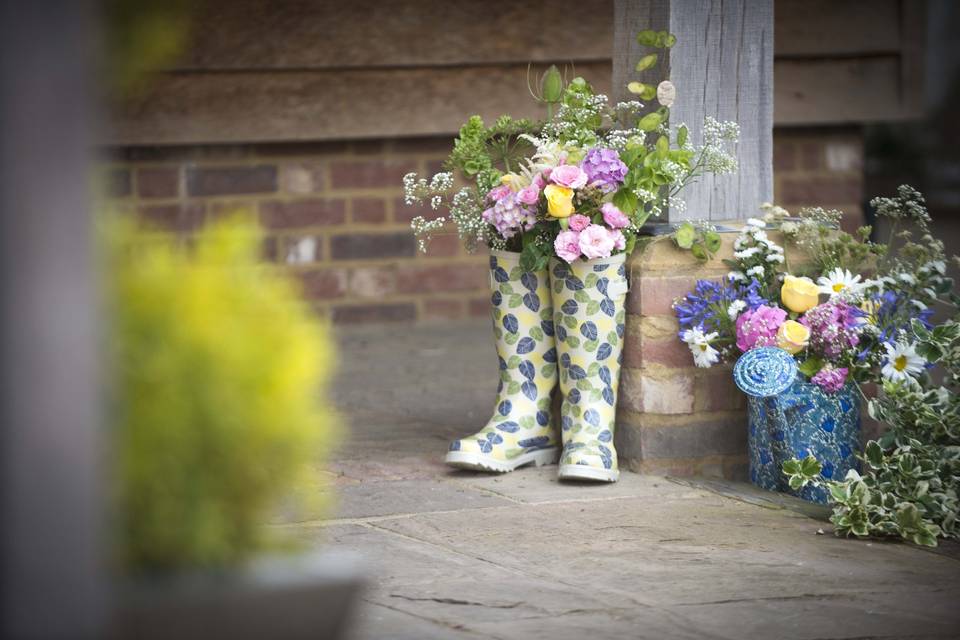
811,366,849,393
799,301,862,359
553,203,629,263
735,305,787,352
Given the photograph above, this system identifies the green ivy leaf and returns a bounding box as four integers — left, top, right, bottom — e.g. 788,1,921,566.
674,222,696,249
799,455,822,478
865,441,884,468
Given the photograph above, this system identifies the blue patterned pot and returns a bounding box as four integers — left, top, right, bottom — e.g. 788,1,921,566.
746,380,861,503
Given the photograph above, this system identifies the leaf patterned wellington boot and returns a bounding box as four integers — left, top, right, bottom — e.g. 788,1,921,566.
551,253,629,482
445,251,561,472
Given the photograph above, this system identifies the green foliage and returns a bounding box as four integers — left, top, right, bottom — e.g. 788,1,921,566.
636,30,677,48
782,318,960,547
671,221,721,262
109,215,339,573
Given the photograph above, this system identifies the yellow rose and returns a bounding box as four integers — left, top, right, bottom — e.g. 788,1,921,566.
543,184,574,219
776,320,810,354
781,275,820,313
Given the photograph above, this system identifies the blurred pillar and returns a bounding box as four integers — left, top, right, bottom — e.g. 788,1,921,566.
0,1,105,637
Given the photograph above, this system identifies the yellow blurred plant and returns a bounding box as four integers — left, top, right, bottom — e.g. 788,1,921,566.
107,214,339,573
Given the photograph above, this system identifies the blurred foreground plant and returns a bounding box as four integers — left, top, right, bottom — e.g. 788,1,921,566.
108,215,339,573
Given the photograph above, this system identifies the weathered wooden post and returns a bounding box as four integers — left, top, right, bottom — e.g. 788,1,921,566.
0,1,105,636
614,0,775,478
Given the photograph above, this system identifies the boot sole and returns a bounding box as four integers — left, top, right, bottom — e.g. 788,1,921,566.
558,464,619,483
445,447,559,473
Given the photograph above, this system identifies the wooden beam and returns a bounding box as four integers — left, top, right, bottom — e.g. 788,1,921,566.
108,62,613,145
613,0,774,222
775,0,901,57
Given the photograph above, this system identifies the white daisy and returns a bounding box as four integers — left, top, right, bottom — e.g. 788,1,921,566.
746,217,766,228
682,328,720,368
881,342,925,383
817,267,863,298
746,265,765,277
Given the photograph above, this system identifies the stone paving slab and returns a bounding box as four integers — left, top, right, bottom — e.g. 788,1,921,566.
314,321,960,639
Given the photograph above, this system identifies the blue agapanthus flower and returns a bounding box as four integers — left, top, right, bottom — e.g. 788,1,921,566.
674,277,768,336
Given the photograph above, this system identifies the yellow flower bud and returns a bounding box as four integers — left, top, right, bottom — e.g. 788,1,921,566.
543,184,574,219
781,275,820,313
776,320,810,354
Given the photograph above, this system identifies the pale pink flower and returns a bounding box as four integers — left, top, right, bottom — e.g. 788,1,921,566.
517,183,541,205
610,229,626,251
601,202,629,229
550,164,588,189
487,184,511,202
532,173,546,190
578,224,616,260
554,230,582,263
568,214,591,232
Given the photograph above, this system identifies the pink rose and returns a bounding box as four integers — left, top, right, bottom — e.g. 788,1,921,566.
568,214,591,232
487,184,511,202
601,202,630,229
550,164,588,189
610,229,626,251
578,224,616,260
532,173,546,190
554,230,582,263
517,184,541,205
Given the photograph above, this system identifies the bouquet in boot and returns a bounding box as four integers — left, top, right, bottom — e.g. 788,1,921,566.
402,30,739,482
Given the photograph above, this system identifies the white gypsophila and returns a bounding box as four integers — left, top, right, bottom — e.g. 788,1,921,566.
430,195,443,210
780,220,799,235
881,341,925,384
682,328,720,368
410,216,447,253
817,267,864,298
668,196,687,215
430,172,454,191
727,300,747,321
634,188,659,203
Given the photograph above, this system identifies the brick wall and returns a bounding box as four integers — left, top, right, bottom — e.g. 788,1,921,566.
773,127,865,231
101,127,865,325
615,231,811,480
101,138,489,324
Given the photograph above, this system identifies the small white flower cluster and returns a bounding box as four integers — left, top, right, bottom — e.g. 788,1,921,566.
603,129,637,151
728,217,784,283
542,93,610,144
668,196,687,216
402,171,454,206
448,188,489,252
410,216,447,253
698,116,739,174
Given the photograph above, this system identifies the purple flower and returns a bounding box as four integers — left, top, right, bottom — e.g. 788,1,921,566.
674,279,769,338
811,366,848,393
580,148,628,192
481,191,537,239
601,202,629,229
800,301,863,360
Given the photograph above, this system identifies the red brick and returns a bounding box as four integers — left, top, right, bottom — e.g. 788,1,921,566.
208,201,257,219
348,266,396,298
626,336,691,369
297,269,346,300
780,177,861,206
329,160,415,189
186,165,277,196
280,162,324,194
280,235,323,265
423,299,464,320
352,198,387,224
423,234,460,257
469,297,491,317
104,168,131,198
773,140,796,172
332,303,416,324
394,197,433,223
395,264,486,294
136,167,179,198
425,159,446,176
138,203,206,232
350,139,385,155
696,368,745,412
800,142,822,171
627,276,703,317
330,232,415,260
260,199,346,229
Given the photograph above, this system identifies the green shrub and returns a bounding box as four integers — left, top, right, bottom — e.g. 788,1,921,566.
108,215,339,573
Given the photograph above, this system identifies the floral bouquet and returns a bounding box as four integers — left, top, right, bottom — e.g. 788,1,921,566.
400,32,740,483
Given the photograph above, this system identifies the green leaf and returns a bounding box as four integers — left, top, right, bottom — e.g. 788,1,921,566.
566,335,580,348
677,125,688,147
627,81,656,100
584,339,599,352
704,231,722,253
507,355,521,369
865,441,884,468
690,243,708,261
519,415,534,429
788,475,805,491
637,112,663,132
636,29,659,46
586,301,600,315
782,458,801,475
587,362,601,376
635,53,658,72
574,290,590,303
507,381,520,395
613,188,638,215
505,332,519,346
660,32,677,48
584,273,599,287
540,64,563,102
798,357,825,379
799,455,822,478
508,294,523,308
529,326,544,341
656,134,669,155
540,363,556,379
